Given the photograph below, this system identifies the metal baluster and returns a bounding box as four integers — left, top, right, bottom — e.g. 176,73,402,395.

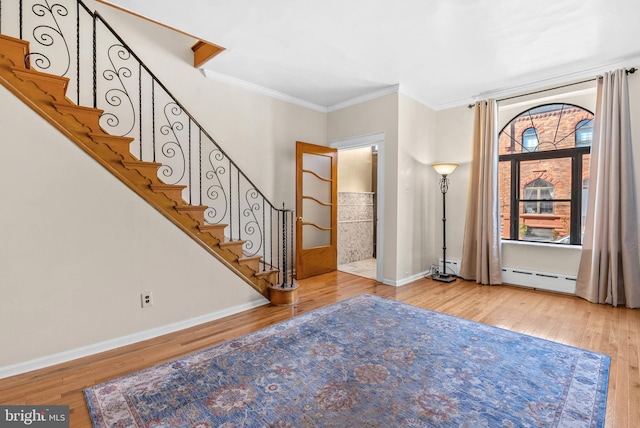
92,13,96,108
151,79,156,162
75,1,79,103
19,0,22,40
282,205,287,286
138,63,142,159
188,119,192,204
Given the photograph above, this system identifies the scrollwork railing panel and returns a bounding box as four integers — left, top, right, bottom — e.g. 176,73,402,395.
203,145,230,226
97,42,137,137
24,0,71,76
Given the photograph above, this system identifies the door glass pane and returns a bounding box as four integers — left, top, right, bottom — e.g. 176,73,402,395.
302,199,331,229
301,152,332,249
303,153,331,180
303,171,330,203
302,225,330,248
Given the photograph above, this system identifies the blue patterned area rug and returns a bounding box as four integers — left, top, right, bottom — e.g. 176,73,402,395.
84,294,609,427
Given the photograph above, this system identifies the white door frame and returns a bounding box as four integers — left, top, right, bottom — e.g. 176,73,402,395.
330,132,385,282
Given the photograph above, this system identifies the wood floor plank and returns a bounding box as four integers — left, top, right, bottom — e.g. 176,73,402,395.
0,273,638,427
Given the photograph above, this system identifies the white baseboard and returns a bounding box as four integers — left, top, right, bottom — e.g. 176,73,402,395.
0,298,269,380
383,269,432,287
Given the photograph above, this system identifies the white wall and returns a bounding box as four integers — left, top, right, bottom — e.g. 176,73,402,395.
433,104,475,271
396,94,439,280
328,94,399,283
338,147,372,192
0,85,266,375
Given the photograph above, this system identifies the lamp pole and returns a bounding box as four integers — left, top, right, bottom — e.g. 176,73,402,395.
431,163,458,283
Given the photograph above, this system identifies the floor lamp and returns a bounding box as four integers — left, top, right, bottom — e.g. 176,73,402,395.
431,162,458,283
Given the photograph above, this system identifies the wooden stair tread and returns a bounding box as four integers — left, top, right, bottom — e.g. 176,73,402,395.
11,67,69,102
122,160,162,168
150,184,187,205
87,133,136,160
0,35,30,68
218,240,246,258
198,224,227,231
150,184,187,190
53,103,104,134
239,255,262,262
198,224,227,242
219,240,247,247
256,269,279,278
175,204,207,211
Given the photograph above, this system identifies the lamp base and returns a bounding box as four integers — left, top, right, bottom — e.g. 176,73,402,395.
432,273,457,283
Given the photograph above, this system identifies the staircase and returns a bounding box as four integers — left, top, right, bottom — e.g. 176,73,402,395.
0,1,297,305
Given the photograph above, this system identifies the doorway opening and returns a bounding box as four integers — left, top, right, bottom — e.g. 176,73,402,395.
331,132,384,282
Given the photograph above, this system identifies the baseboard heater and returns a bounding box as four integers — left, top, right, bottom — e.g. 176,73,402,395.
501,267,576,294
435,260,576,295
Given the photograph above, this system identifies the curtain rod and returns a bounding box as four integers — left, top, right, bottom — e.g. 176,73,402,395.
467,67,638,108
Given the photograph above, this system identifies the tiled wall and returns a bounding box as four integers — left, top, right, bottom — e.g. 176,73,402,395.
338,192,375,265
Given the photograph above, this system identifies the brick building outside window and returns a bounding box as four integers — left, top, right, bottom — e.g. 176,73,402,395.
498,104,593,245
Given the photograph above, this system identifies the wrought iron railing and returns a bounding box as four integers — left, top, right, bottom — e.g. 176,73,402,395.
0,0,295,286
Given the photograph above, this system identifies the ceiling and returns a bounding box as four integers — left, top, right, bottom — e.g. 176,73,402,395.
98,0,640,111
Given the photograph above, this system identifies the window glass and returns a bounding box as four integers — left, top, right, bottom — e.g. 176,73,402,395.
499,103,593,245
576,119,593,147
522,128,539,152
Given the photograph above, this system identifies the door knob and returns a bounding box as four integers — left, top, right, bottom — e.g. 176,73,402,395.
297,217,303,222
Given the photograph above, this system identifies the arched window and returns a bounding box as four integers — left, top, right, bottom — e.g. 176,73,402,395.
576,119,593,147
498,103,593,245
522,128,539,152
523,179,554,214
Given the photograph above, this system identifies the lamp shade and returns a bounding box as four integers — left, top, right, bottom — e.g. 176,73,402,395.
431,162,459,176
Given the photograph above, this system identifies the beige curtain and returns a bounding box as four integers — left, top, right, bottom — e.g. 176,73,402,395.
460,99,502,284
576,69,640,308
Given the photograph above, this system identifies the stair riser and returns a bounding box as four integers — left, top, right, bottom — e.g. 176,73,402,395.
150,186,186,205
239,258,260,272
219,242,245,258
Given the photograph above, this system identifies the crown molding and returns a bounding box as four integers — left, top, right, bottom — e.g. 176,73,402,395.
396,85,439,110
467,54,640,108
327,84,400,112
200,69,328,113
203,52,640,115
201,69,406,114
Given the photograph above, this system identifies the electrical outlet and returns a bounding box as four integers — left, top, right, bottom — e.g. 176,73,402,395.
141,292,153,308
425,265,436,277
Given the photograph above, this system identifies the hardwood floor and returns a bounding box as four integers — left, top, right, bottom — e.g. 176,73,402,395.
1,272,638,427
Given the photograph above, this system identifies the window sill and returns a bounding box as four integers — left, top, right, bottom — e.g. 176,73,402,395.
501,240,582,249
